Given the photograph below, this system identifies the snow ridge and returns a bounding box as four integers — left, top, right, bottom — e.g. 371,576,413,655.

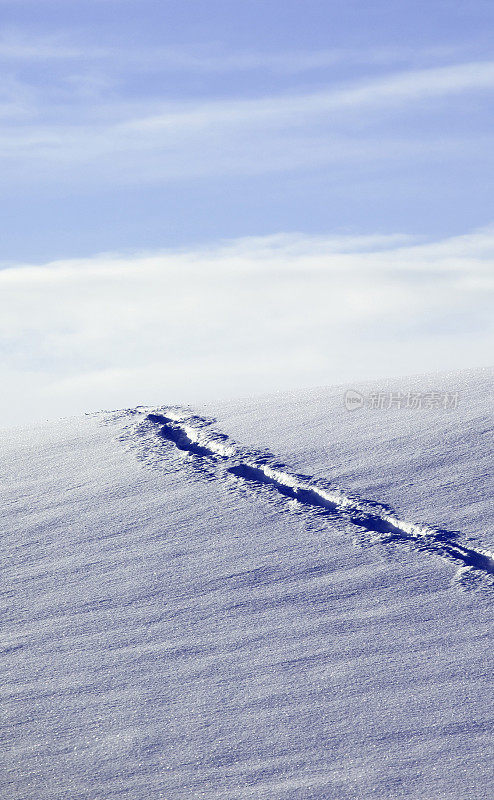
145,410,494,589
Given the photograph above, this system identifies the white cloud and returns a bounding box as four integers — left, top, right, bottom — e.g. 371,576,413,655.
123,61,494,134
143,44,463,74
0,31,100,60
0,30,464,71
1,228,492,428
1,60,493,186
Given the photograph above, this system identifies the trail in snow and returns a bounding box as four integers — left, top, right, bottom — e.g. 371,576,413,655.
142,410,494,589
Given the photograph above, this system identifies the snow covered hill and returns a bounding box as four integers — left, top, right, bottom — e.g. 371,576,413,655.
2,368,493,800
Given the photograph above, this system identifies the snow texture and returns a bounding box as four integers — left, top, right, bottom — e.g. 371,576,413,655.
1,368,493,799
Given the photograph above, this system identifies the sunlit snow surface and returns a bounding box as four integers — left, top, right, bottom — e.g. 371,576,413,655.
2,369,493,799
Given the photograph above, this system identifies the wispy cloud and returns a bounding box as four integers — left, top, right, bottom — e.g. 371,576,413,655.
135,44,466,74
121,61,494,131
0,31,100,60
1,228,492,427
1,60,493,185
0,29,466,71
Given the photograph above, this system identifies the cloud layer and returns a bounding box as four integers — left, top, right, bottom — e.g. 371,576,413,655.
1,58,493,187
1,228,492,427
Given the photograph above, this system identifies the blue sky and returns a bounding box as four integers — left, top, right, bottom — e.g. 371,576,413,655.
0,1,493,425
1,0,493,259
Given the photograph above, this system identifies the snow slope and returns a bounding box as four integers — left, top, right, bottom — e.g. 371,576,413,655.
2,368,493,800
